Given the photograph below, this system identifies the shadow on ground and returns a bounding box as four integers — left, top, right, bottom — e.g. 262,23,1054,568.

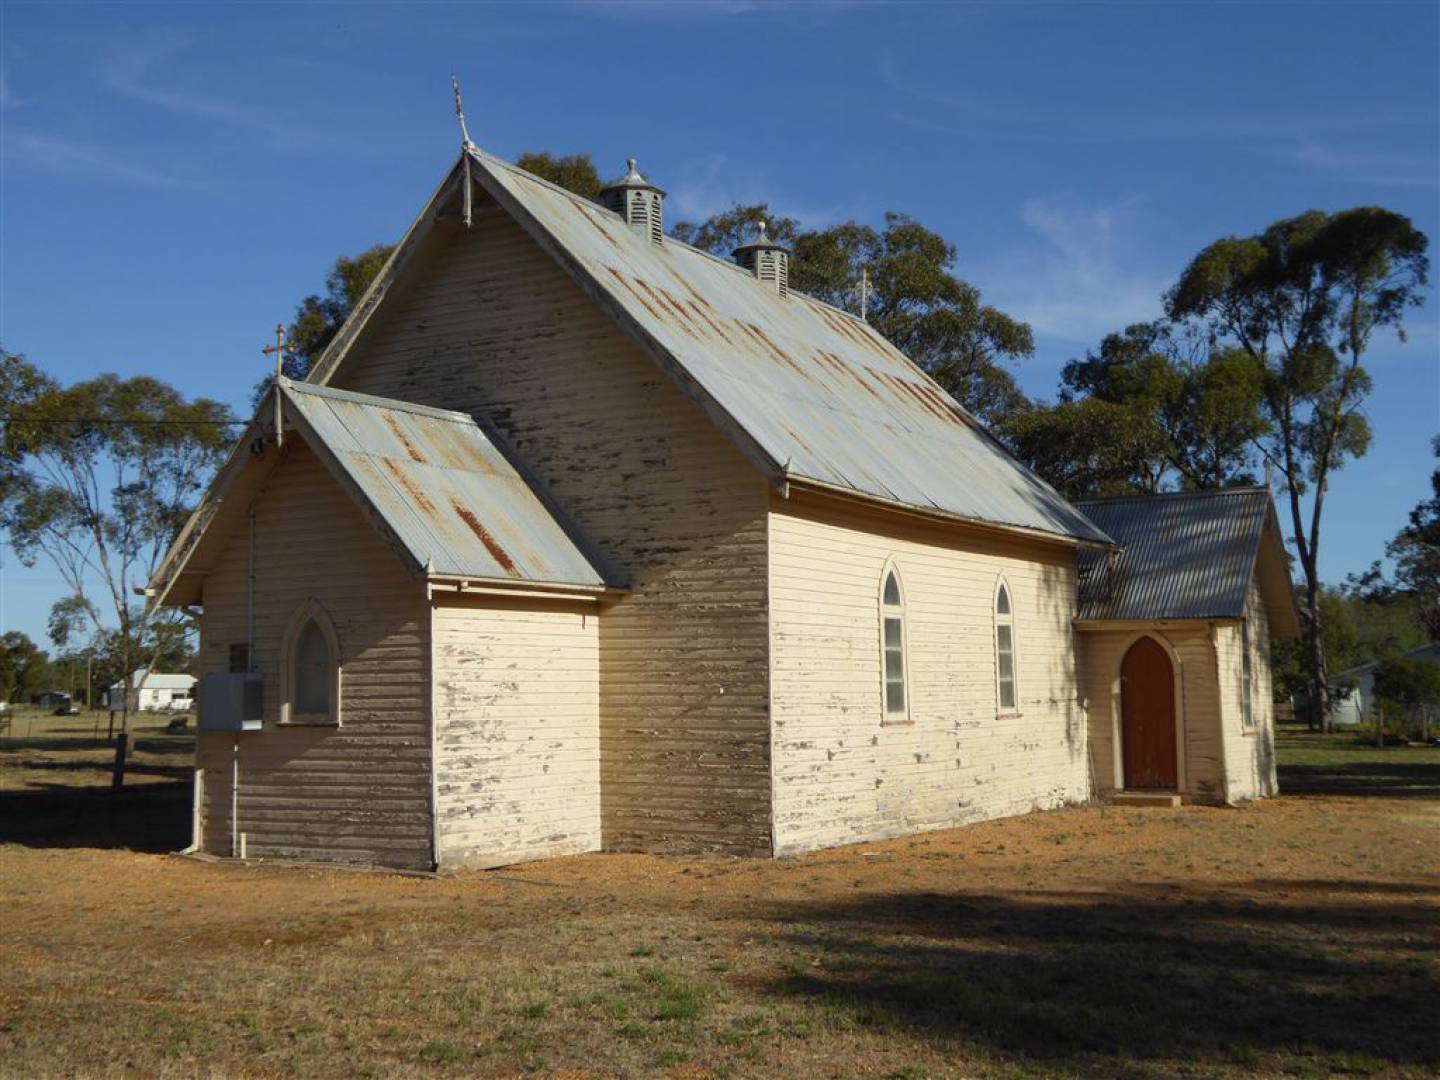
0,732,192,853
763,880,1440,1077
1278,758,1440,798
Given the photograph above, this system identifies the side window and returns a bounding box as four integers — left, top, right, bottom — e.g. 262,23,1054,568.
995,580,1017,713
1241,618,1255,728
280,600,342,726
881,567,907,720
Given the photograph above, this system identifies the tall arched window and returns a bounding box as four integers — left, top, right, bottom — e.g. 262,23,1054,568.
280,599,342,725
881,566,907,719
1240,618,1255,728
995,579,1017,713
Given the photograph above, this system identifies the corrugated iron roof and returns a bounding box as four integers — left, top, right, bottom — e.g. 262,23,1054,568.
1074,489,1275,621
465,147,1112,548
282,381,607,589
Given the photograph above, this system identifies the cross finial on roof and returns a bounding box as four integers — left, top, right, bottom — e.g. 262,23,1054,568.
451,74,474,149
261,322,290,446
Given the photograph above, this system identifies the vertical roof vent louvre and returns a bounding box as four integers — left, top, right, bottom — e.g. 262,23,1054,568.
598,158,666,245
733,219,791,298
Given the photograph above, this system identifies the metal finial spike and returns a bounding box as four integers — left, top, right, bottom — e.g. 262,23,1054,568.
451,74,474,148
627,157,637,172
758,218,769,240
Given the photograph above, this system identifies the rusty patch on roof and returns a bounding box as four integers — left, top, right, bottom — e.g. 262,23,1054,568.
687,300,735,345
281,381,608,587
382,412,427,464
448,497,521,577
380,458,438,517
603,266,664,322
575,202,623,252
468,147,1114,545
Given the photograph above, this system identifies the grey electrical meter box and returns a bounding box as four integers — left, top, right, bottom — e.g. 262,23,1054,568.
198,672,263,732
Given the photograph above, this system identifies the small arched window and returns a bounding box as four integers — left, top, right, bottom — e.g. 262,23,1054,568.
881,566,907,719
995,579,1017,713
280,600,341,725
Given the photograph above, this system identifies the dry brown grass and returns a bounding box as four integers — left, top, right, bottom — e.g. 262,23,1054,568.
1,720,1437,1078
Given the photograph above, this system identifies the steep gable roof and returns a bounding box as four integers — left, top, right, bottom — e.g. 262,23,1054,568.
150,381,609,607
1075,488,1300,635
311,148,1112,548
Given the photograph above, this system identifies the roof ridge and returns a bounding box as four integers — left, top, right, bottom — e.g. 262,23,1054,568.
469,144,884,330
1076,487,1269,507
283,379,478,426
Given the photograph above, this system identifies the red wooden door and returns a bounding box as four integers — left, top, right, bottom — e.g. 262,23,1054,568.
1120,637,1177,790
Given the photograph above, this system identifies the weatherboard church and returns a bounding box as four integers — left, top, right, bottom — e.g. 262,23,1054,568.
151,142,1298,871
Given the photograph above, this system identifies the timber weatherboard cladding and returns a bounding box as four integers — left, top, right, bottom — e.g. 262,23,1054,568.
767,491,1090,856
1078,569,1277,804
432,593,601,868
195,441,433,868
331,201,773,854
1214,579,1278,800
1079,625,1225,801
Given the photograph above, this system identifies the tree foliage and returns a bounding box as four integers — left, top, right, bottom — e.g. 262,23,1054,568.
1,362,232,730
1165,206,1430,726
0,631,54,704
1006,322,1266,500
1385,437,1440,639
1372,658,1440,710
516,151,602,201
252,244,396,405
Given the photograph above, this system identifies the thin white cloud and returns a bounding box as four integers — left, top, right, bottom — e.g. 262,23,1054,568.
977,194,1168,345
1282,143,1439,190
99,28,329,147
3,129,207,191
667,154,844,230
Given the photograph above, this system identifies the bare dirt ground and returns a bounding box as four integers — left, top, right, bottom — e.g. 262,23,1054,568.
1,717,1437,1079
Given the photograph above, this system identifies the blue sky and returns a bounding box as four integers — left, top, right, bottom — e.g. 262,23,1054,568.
1,0,1437,648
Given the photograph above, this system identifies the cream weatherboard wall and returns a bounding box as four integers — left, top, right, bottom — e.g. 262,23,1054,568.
767,491,1090,856
328,200,774,855
1213,578,1278,801
195,440,433,869
1077,625,1224,802
431,593,601,868
1077,568,1277,804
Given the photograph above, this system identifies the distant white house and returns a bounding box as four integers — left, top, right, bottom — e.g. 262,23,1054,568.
104,669,197,711
1329,644,1440,726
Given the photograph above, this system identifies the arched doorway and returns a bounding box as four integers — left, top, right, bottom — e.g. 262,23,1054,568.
1120,636,1178,790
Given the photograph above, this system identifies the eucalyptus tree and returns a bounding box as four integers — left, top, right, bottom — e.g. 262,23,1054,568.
1166,207,1430,728
1013,321,1267,499
2,366,233,765
1386,438,1440,639
251,244,396,405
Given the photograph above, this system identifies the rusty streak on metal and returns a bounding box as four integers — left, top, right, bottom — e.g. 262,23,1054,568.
382,411,429,464
575,203,624,252
603,266,664,322
449,497,521,577
458,146,1114,546
380,457,438,516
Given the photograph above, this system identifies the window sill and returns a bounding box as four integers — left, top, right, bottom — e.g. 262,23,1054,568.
278,717,340,728
881,716,914,727
1240,726,1260,737
996,711,1024,720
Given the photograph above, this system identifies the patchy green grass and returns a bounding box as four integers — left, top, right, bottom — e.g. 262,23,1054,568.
1276,722,1440,798
0,719,1436,1077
